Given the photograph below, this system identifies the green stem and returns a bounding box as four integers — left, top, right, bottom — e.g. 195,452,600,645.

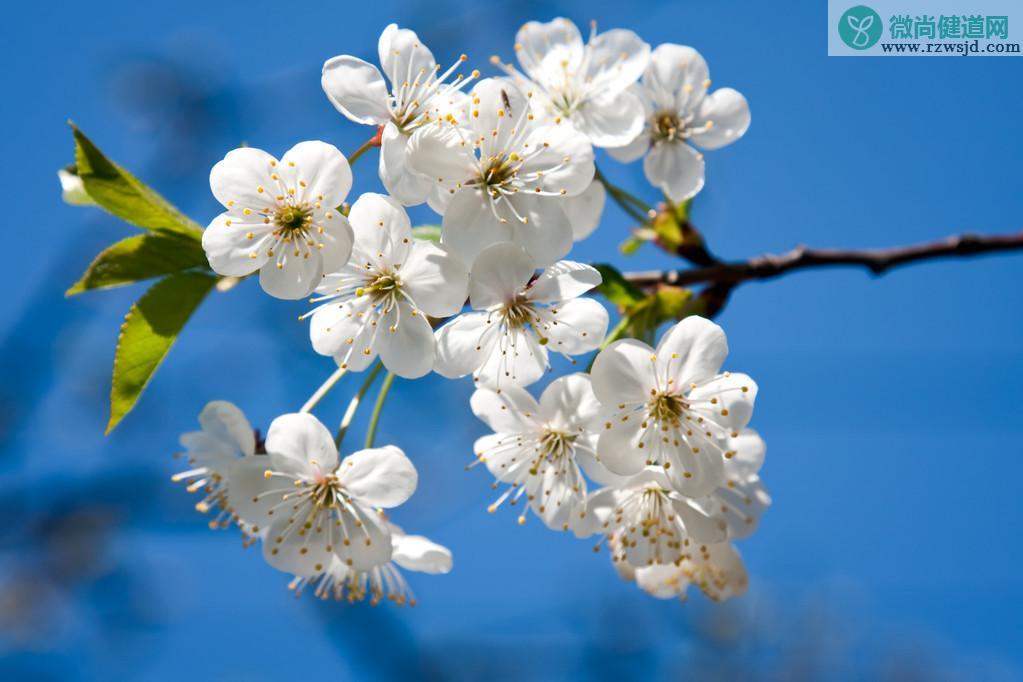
363,371,396,449
586,315,631,372
594,166,653,223
335,361,385,449
299,366,347,413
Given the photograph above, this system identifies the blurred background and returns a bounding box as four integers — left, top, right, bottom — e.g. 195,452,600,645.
2,0,1022,679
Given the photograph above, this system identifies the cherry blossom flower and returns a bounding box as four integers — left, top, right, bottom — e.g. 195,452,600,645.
713,429,771,539
434,242,608,387
227,413,417,576
406,78,595,267
306,193,468,379
288,522,451,605
173,401,255,530
470,373,622,529
609,44,750,202
618,540,749,602
322,24,478,206
203,141,354,299
491,17,650,148
574,467,729,567
590,316,758,496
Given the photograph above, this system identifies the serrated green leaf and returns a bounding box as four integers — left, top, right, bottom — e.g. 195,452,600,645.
592,263,645,309
411,224,442,242
71,123,202,237
67,232,210,296
107,272,217,433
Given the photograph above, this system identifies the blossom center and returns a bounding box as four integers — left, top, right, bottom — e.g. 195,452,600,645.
478,155,519,195
649,391,689,425
501,293,537,330
274,203,313,237
529,429,576,474
653,111,687,143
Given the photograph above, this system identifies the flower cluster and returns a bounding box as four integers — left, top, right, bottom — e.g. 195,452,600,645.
183,18,757,606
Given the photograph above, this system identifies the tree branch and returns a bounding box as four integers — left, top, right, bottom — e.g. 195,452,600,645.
623,230,1023,289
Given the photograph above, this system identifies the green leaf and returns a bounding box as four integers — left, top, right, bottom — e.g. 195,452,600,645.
592,263,645,309
411,224,442,242
71,123,202,237
67,232,210,296
107,272,218,433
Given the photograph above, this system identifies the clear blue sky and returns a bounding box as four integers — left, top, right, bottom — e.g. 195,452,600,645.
2,0,1022,680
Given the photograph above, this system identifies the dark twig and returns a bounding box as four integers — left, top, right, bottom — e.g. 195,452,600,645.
623,231,1023,289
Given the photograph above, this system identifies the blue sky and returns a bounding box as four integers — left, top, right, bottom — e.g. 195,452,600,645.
2,0,1022,680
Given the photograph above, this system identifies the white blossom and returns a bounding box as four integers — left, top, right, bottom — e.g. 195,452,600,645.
407,78,595,267
618,540,749,603
322,24,478,206
227,413,417,576
203,142,354,299
609,44,750,202
434,242,608,387
288,522,452,605
306,193,469,379
590,316,757,496
173,401,255,530
470,373,621,529
492,17,650,148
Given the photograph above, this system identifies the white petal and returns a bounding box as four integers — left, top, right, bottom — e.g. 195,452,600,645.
688,372,758,433
674,497,727,544
226,456,281,529
202,212,272,277
475,433,531,483
571,487,622,538
689,88,750,151
469,242,535,309
348,191,413,269
392,533,453,574
433,312,495,378
279,141,352,208
337,445,418,508
596,418,646,477
440,189,514,267
338,506,394,570
198,400,255,457
634,564,689,599
474,327,549,388
209,146,278,210
379,122,432,206
643,141,705,203
590,338,657,406
655,316,728,386
584,29,650,94
258,251,323,300
406,123,479,206
378,24,436,91
309,295,377,370
575,88,646,148
262,511,337,578
506,196,574,267
644,44,709,113
515,18,584,87
528,260,601,303
562,180,606,241
518,122,594,197
264,413,339,477
715,475,770,539
376,302,435,379
725,428,766,477
471,383,541,433
400,241,469,317
537,297,608,355
321,55,392,125
470,79,532,157
538,373,601,432
606,129,650,164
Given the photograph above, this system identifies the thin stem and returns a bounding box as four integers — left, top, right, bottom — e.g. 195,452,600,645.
299,366,347,413
586,314,631,371
335,361,385,450
364,371,396,449
594,166,653,224
622,230,1023,290
347,127,384,166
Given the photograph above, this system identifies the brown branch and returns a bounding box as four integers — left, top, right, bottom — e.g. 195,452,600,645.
623,230,1023,289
